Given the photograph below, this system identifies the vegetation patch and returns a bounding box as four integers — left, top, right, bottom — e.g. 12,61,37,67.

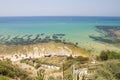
97,50,120,61
0,59,33,80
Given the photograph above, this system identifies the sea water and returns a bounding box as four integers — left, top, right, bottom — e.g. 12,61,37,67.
0,16,120,53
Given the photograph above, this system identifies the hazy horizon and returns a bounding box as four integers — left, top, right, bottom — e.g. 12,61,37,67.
0,0,120,17
1,16,120,17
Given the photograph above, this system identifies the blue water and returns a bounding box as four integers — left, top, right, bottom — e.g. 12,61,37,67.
0,16,120,53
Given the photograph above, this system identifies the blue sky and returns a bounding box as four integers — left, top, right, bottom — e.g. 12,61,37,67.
0,0,120,16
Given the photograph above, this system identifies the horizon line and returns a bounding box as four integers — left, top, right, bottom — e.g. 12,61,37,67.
0,15,120,17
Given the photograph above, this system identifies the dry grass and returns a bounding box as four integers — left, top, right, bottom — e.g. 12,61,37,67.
35,56,66,66
0,41,90,57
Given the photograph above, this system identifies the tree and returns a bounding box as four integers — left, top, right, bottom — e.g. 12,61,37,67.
100,51,108,61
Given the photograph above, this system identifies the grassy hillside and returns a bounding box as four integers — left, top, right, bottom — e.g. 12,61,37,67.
91,62,120,80
0,59,34,80
0,76,12,80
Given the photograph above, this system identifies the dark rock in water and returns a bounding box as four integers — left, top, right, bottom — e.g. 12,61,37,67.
96,26,120,30
52,35,58,40
89,35,118,43
53,34,65,36
27,35,33,38
32,34,40,42
0,33,73,46
54,39,62,43
90,25,120,44
45,36,50,39
41,33,45,36
22,34,29,37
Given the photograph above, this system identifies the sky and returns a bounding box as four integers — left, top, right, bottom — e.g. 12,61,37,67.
0,0,120,16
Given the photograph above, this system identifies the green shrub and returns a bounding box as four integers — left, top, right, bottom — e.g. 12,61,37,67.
100,51,108,61
0,60,32,80
20,59,34,66
67,55,73,60
36,69,45,80
35,64,41,69
91,62,120,80
0,76,11,80
74,56,89,62
99,50,120,61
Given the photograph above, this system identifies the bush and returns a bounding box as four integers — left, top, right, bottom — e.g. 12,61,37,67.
0,60,32,80
74,56,89,62
35,64,41,69
100,51,108,61
67,55,73,60
99,50,120,61
0,76,11,80
36,69,45,80
20,59,34,66
91,62,120,80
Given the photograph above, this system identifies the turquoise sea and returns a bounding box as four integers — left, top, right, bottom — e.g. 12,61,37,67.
0,16,120,53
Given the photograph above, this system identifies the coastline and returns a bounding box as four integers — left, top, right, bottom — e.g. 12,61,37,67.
0,41,90,61
0,16,120,55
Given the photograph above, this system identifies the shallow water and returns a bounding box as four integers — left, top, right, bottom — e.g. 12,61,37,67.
0,16,120,53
